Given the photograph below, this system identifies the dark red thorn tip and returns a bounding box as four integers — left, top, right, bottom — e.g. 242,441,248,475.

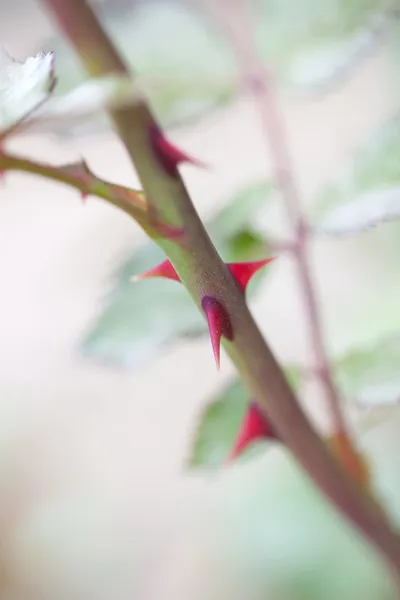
132,258,180,283
80,191,88,203
228,257,277,292
229,401,280,461
149,124,205,177
201,295,233,370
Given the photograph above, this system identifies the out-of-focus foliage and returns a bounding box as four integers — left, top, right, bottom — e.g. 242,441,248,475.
0,49,148,137
0,50,54,131
334,334,400,407
42,0,395,133
82,181,274,368
314,116,400,236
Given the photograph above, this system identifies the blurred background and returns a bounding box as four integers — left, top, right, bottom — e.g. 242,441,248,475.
0,0,400,598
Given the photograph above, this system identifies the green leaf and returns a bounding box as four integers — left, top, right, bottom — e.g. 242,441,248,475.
81,180,274,368
21,75,146,136
82,244,205,368
0,51,55,132
334,335,400,407
209,181,275,243
314,115,400,235
283,9,391,92
209,180,275,270
317,187,400,236
187,368,301,470
0,48,146,138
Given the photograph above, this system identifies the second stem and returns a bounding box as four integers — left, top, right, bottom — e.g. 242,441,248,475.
257,79,347,437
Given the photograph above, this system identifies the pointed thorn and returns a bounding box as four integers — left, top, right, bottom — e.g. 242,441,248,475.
201,296,233,370
229,401,279,460
80,191,88,203
149,124,206,177
131,259,180,283
228,257,277,292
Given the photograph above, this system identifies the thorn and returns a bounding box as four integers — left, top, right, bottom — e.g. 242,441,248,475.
149,123,205,176
80,191,88,203
131,259,180,283
201,295,233,370
229,401,279,460
228,257,277,292
131,257,276,288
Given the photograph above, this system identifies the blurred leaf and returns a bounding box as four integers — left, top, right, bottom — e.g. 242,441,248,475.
314,115,400,235
41,0,393,136
283,9,391,92
317,187,400,236
82,180,274,368
0,51,55,133
188,368,301,470
13,75,147,137
335,335,400,407
82,243,204,368
209,181,274,243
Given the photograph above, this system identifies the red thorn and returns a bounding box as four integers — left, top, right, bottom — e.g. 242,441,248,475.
149,124,205,176
201,295,233,370
228,257,277,292
132,259,180,283
229,401,279,460
80,191,88,203
132,257,277,288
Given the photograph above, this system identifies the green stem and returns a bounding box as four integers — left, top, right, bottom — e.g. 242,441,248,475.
41,0,400,580
0,151,151,231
